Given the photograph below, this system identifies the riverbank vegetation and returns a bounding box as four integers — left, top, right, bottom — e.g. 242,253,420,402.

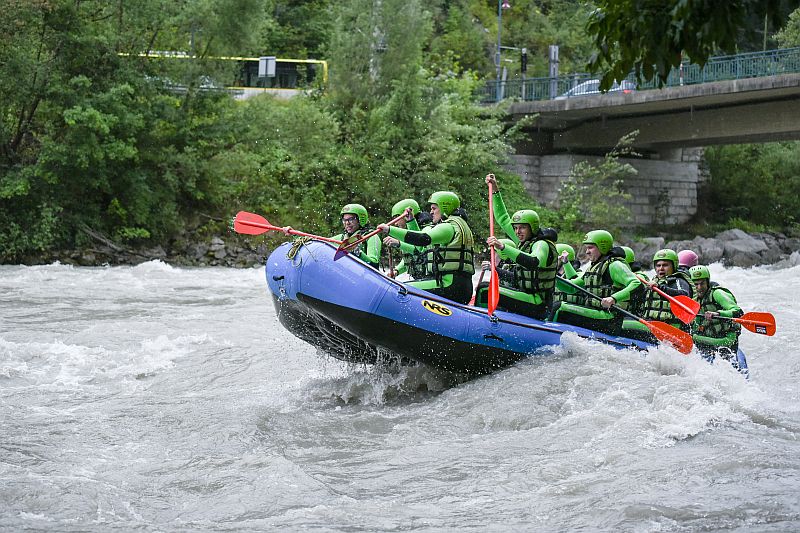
2,0,799,263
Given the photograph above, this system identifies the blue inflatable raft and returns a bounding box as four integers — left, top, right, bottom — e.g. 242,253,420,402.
264,240,747,377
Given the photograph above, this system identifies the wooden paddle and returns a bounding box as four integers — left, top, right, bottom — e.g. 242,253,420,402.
636,274,700,324
557,275,694,354
233,211,342,244
717,311,776,336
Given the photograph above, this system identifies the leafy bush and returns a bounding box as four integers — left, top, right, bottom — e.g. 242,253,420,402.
555,132,636,236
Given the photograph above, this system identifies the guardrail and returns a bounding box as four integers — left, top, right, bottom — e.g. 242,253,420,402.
477,46,800,103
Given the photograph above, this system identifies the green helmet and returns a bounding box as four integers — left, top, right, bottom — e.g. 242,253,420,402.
583,230,614,255
427,191,460,217
621,246,635,265
391,199,420,217
556,243,575,262
652,248,679,271
341,203,369,226
511,209,540,231
689,265,711,281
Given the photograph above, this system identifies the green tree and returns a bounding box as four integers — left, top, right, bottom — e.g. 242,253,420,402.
556,132,636,235
586,0,800,89
775,7,800,46
0,0,268,260
703,142,800,229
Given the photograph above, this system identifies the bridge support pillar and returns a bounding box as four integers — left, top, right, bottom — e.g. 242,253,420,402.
506,149,701,226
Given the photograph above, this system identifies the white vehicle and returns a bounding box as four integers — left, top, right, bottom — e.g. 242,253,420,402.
555,79,636,99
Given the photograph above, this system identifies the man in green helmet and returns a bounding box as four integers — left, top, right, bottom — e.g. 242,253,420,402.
622,248,697,341
383,199,425,279
333,203,382,269
378,191,475,304
474,173,557,319
689,265,744,361
550,230,642,336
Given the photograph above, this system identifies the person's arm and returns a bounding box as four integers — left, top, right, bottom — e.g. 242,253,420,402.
358,234,382,265
388,223,455,247
501,240,550,271
397,241,418,254
712,289,744,318
491,192,519,246
562,260,583,285
394,259,407,275
608,262,642,303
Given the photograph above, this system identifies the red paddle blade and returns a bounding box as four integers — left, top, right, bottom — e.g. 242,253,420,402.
333,235,359,261
488,275,500,315
233,211,272,235
644,320,694,355
736,312,776,336
670,295,701,324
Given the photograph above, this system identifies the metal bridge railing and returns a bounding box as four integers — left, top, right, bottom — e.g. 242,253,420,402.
478,46,800,103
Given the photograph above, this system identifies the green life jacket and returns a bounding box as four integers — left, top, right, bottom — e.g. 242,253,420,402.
420,215,475,279
333,226,378,268
498,238,557,302
579,255,629,310
693,286,742,338
641,270,697,326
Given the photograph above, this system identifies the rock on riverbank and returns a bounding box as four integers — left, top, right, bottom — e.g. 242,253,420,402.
629,228,800,268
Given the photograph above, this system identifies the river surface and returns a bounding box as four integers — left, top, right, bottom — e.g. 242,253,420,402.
2,259,799,532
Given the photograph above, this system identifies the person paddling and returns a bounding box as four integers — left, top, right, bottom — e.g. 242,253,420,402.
332,204,382,269
549,230,642,336
378,191,475,304
383,199,425,279
623,248,696,341
473,173,557,319
689,265,744,363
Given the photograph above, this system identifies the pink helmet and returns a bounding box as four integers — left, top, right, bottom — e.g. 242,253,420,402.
677,249,699,268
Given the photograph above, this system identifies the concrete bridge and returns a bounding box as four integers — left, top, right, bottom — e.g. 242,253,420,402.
509,73,800,156
484,47,800,226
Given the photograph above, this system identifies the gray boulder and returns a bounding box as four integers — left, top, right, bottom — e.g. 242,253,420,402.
693,237,724,264
723,238,768,255
630,237,665,266
715,228,751,241
723,250,763,268
781,237,800,254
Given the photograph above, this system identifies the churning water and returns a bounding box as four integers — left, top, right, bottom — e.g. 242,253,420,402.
2,258,799,531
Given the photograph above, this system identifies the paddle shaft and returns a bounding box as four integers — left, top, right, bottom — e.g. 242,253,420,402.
557,275,642,323
341,212,408,252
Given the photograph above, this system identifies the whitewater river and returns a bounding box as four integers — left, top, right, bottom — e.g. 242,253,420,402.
2,258,799,531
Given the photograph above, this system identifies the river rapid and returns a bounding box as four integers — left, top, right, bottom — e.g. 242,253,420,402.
2,259,799,532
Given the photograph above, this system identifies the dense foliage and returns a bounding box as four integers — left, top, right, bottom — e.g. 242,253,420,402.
587,0,800,89
703,143,800,229
2,0,799,262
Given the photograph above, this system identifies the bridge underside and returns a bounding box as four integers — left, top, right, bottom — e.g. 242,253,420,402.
510,74,800,156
